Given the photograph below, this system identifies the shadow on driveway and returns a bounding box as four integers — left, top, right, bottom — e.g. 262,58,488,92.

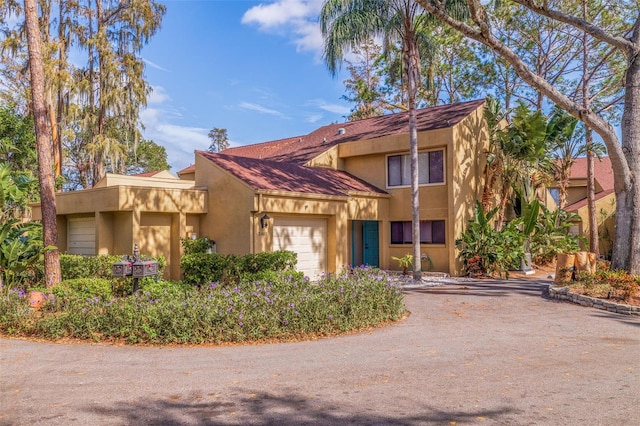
85,389,519,425
404,278,548,299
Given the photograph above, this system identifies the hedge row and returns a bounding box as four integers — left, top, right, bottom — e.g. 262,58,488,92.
59,254,167,280
181,250,298,286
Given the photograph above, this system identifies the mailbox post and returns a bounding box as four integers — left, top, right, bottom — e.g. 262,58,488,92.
112,243,158,293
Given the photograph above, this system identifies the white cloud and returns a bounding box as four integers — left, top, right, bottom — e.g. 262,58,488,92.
306,98,350,115
143,58,169,72
241,0,316,28
147,85,170,105
242,0,325,54
305,113,323,123
139,107,209,172
239,101,287,118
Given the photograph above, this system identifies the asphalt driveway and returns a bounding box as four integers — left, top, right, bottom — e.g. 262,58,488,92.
1,278,639,425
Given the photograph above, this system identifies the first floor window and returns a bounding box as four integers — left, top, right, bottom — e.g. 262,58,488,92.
390,220,445,244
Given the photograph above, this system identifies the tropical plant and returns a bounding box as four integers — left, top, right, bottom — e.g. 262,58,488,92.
529,205,584,265
456,201,524,277
480,95,509,213
0,166,43,289
546,106,582,209
392,254,414,275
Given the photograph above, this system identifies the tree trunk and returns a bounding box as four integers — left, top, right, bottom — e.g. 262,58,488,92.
581,2,598,258
613,50,640,274
586,136,598,255
24,0,61,288
406,35,422,282
93,0,106,186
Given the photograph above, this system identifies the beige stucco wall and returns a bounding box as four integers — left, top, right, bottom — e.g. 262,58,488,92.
450,105,489,275
93,172,187,189
566,185,588,206
307,145,344,169
335,105,488,275
339,129,454,273
573,193,617,258
194,152,255,255
31,185,207,281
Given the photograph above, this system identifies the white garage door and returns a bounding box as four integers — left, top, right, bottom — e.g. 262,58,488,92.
67,217,96,255
273,218,327,279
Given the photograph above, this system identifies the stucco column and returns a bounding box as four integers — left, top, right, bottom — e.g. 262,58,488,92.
95,212,112,255
331,203,349,273
170,213,185,280
131,208,141,255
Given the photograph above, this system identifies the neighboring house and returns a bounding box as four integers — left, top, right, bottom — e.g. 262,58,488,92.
33,99,490,280
546,156,616,258
31,172,208,279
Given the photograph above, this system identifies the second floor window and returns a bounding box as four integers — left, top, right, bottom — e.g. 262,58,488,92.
387,150,444,187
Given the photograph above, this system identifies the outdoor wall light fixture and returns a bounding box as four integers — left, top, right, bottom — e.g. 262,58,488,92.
260,214,271,229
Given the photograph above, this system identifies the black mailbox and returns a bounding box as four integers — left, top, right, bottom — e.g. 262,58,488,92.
112,244,158,293
132,260,158,278
112,260,133,278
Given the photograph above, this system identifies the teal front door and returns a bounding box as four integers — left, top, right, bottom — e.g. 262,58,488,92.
362,221,379,267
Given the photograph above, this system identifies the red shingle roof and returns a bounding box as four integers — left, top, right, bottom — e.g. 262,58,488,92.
222,99,485,164
178,164,195,175
199,151,387,197
569,156,614,191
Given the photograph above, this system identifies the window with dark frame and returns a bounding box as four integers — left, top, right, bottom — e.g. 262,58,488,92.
390,220,445,244
387,150,444,187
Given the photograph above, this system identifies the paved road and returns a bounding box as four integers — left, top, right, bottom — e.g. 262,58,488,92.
1,278,639,425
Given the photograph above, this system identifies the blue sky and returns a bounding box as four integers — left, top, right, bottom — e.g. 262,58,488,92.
140,0,352,172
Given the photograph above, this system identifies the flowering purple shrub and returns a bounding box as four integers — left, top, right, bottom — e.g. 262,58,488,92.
0,266,405,344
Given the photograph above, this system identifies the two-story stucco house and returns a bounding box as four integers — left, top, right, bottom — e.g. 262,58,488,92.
33,99,489,280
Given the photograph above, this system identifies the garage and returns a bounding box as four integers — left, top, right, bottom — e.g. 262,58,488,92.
272,217,327,279
67,217,96,255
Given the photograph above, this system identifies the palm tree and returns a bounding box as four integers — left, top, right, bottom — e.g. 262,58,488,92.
480,96,508,214
321,0,457,280
493,102,552,229
546,106,581,209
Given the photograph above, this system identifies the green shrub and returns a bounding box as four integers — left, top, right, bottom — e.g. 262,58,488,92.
140,280,193,298
181,251,297,286
181,237,215,255
60,254,166,280
52,278,113,302
0,266,405,345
